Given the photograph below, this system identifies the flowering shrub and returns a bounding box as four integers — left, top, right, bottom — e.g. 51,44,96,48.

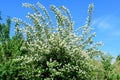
11,2,102,79
2,2,120,80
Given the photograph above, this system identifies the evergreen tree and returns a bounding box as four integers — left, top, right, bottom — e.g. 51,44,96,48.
0,15,24,79
0,17,11,62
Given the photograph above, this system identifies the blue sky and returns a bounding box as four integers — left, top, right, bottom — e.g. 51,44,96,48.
0,0,120,58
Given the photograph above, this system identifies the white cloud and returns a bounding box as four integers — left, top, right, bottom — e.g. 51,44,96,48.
92,15,120,37
92,16,114,30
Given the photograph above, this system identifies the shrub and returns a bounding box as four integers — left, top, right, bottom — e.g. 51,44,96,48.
0,2,103,79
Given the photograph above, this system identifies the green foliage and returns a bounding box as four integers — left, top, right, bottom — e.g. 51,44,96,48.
112,55,120,80
101,54,114,80
0,17,24,79
0,17,10,41
0,17,11,63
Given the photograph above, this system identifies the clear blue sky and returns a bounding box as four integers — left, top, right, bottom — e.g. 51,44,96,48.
0,0,120,58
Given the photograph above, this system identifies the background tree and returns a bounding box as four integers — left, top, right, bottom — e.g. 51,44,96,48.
100,54,114,80
0,14,24,79
0,16,11,62
112,55,120,79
